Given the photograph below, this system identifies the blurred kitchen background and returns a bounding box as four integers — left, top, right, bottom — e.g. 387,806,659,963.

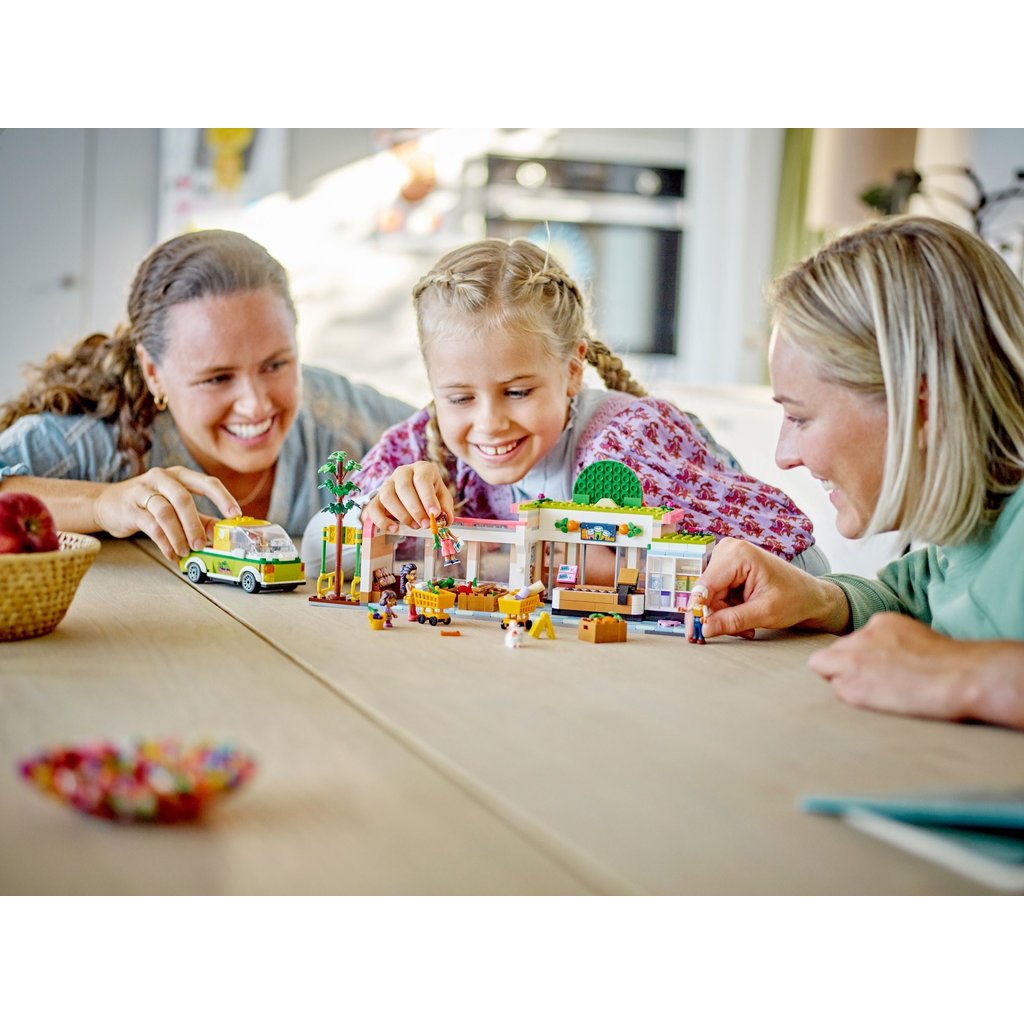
2,127,1023,574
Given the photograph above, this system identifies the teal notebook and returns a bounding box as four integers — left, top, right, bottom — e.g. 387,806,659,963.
800,787,1024,892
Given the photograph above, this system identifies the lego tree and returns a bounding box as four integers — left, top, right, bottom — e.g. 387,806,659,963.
316,450,361,603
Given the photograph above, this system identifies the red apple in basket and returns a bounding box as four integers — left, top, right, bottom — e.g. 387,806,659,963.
0,492,61,554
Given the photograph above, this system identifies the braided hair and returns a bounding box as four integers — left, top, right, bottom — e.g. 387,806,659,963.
412,238,646,505
0,230,296,475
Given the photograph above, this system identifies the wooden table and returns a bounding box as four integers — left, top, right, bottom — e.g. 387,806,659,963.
3,540,1021,894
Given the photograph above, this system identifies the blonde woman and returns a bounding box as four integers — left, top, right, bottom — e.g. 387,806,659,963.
696,216,1024,729
0,230,412,559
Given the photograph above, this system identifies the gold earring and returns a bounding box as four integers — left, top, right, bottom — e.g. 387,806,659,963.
153,392,168,412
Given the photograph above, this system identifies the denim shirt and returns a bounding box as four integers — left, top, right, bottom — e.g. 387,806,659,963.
0,365,413,537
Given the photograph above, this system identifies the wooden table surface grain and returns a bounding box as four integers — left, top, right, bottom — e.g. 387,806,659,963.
0,542,594,895
3,539,1022,894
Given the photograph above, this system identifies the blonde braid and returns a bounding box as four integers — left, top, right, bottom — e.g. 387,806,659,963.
583,337,647,397
521,266,583,301
412,268,485,307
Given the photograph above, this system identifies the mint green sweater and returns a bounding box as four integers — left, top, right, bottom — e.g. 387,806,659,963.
824,486,1024,640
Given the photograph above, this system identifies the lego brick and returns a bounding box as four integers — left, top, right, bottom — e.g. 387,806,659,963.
556,589,620,612
578,616,628,643
457,593,501,612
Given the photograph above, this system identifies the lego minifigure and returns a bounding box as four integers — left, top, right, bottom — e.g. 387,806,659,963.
688,583,709,645
431,512,463,567
379,591,398,628
399,562,420,621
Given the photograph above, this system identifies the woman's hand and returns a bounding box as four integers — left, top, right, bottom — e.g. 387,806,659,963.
809,613,1024,729
94,466,241,561
697,538,852,639
361,461,454,534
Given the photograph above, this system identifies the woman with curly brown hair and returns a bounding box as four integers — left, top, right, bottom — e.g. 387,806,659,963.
0,230,411,559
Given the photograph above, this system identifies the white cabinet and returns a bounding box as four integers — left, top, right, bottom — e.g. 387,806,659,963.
0,129,158,403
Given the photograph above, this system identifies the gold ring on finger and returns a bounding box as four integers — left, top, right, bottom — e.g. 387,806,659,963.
142,491,164,513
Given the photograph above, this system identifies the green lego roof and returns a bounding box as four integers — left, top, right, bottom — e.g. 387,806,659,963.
571,461,644,506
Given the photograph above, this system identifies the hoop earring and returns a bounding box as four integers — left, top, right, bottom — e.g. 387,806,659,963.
153,392,168,412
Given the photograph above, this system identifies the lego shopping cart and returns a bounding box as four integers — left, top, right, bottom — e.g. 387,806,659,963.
496,588,543,631
406,583,457,626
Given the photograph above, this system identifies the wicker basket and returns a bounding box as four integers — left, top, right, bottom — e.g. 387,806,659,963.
0,532,101,641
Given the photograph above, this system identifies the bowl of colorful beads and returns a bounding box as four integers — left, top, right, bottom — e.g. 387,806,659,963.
18,738,256,823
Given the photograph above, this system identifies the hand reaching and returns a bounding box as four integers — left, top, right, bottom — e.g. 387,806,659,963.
696,538,851,640
361,461,455,534
94,466,241,561
809,613,1024,728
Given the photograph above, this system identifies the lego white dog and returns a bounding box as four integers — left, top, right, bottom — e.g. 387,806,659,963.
505,621,524,649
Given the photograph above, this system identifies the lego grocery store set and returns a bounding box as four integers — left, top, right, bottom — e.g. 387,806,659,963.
347,461,715,627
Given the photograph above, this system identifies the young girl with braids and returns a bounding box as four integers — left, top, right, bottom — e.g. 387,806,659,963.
0,230,412,560
317,238,826,575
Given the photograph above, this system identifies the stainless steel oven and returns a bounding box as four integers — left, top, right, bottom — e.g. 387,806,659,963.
481,153,687,356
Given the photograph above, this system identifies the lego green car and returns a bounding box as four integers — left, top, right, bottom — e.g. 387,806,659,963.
179,517,305,594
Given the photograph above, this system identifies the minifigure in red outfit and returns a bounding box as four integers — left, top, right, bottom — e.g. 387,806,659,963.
431,511,463,567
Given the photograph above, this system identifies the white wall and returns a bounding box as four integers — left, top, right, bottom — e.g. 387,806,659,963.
677,128,783,387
